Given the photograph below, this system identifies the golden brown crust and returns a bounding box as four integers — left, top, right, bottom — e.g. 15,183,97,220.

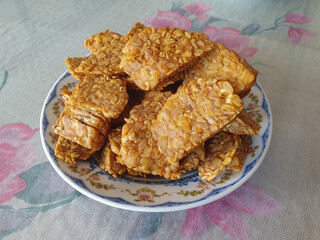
120,26,214,90
55,136,95,167
53,112,106,151
224,110,261,136
123,22,145,42
84,30,124,55
199,132,241,181
110,88,145,129
74,53,125,76
119,91,181,179
226,135,251,172
181,43,258,96
179,143,205,173
61,89,110,136
99,128,127,178
99,127,148,178
68,76,128,119
151,79,244,164
65,57,89,81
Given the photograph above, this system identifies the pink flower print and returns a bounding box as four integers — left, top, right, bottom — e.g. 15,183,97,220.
0,123,38,204
181,182,280,240
249,111,257,118
202,26,258,59
81,168,91,175
247,146,254,154
137,192,154,201
288,27,314,44
0,176,27,205
196,181,208,189
143,10,192,30
285,12,313,24
180,0,211,23
246,103,255,110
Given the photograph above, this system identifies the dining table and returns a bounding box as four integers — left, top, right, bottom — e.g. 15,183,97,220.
1,0,319,239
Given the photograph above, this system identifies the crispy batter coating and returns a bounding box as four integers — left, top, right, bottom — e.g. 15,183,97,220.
108,127,122,156
119,91,181,179
65,57,103,82
120,26,214,90
62,89,110,123
226,135,251,172
74,53,124,76
181,43,258,96
151,79,244,164
224,110,261,136
198,132,241,181
179,143,205,173
68,76,128,119
65,57,88,81
55,136,95,167
84,30,124,55
99,127,147,178
61,89,110,136
53,112,106,151
99,128,127,178
110,88,145,128
123,22,145,42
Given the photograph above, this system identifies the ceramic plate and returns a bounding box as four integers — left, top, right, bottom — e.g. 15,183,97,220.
40,71,272,212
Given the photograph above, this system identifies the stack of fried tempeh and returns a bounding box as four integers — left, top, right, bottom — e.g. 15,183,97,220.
53,23,260,181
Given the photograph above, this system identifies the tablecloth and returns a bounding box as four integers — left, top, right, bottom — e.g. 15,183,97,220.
1,0,319,239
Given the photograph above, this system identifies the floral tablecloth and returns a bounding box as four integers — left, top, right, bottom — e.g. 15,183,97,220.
1,0,319,239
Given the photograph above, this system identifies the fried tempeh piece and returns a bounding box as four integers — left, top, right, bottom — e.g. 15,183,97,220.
110,88,145,128
119,91,182,179
179,143,205,173
53,112,106,151
68,76,128,119
151,79,244,164
224,110,261,136
61,89,110,136
74,53,125,76
198,132,241,181
99,127,147,178
55,136,95,167
120,26,214,90
226,135,251,172
99,128,127,178
65,57,89,81
84,30,124,55
181,43,258,97
65,57,103,82
82,24,145,77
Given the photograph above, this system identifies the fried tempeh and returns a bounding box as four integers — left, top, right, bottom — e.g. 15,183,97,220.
68,76,128,119
110,88,145,128
179,143,205,173
226,135,251,172
99,128,127,178
82,24,145,77
224,110,261,136
61,89,110,136
151,79,244,164
53,112,106,151
198,132,241,181
181,43,258,97
55,136,95,167
119,91,181,179
74,53,125,76
99,127,147,178
84,30,124,55
120,26,214,90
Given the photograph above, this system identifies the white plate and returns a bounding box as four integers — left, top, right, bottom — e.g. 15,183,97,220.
40,71,272,212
